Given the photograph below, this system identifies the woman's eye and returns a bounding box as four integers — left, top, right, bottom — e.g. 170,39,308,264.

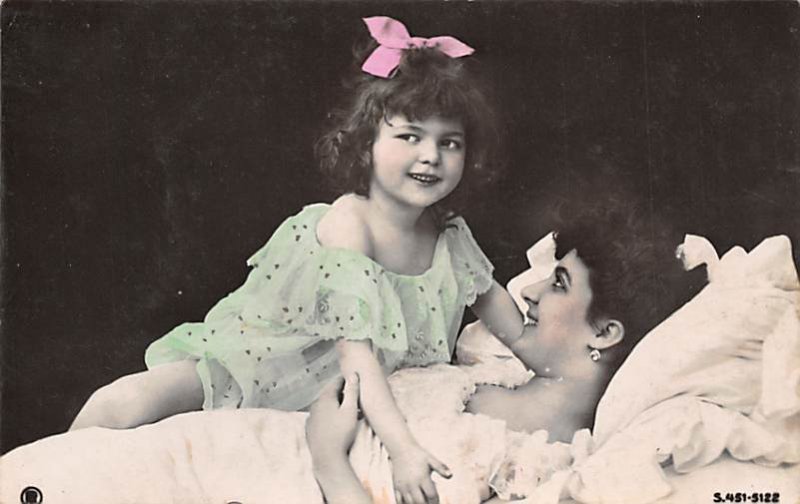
552,276,566,291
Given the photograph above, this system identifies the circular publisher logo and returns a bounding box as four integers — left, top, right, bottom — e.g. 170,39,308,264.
20,486,43,504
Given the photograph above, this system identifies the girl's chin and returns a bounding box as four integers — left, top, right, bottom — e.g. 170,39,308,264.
413,189,457,207
399,194,449,209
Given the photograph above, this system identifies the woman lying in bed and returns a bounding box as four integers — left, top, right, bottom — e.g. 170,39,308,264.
308,200,695,504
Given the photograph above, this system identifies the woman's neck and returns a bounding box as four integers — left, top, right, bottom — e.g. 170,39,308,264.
514,366,608,443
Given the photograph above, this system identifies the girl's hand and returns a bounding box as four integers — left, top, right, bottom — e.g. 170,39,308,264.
391,444,451,504
335,339,451,502
471,281,525,348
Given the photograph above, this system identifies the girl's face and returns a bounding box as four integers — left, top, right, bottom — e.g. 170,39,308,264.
510,250,598,375
369,114,466,211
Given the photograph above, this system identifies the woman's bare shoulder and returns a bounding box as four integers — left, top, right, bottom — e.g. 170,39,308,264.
465,384,517,416
317,194,374,257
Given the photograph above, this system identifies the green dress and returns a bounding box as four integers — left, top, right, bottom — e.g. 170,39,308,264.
145,203,494,411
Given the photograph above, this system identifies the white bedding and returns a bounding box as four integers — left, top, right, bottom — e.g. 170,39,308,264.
653,456,800,504
2,234,798,504
560,235,799,503
4,410,796,504
1,359,566,504
560,457,800,504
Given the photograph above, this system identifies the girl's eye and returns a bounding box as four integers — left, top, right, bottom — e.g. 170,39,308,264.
552,276,566,291
440,139,463,150
397,134,420,144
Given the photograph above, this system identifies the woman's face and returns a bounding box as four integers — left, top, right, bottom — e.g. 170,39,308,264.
510,250,598,375
369,114,466,211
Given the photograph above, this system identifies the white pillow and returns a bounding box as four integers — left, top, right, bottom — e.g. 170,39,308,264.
467,232,799,467
594,234,800,459
529,234,800,503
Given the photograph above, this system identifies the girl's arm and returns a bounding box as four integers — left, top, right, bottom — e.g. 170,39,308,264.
312,452,371,504
336,339,451,503
483,497,522,503
307,375,372,504
335,340,415,454
471,280,525,347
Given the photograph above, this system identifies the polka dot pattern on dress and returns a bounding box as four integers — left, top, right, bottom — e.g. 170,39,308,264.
143,204,495,412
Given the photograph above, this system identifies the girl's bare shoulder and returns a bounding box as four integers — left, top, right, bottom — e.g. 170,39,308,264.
317,194,374,257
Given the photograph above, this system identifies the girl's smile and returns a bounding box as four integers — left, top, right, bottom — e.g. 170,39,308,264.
369,114,466,211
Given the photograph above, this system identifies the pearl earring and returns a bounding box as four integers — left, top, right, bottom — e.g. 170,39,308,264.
589,348,601,362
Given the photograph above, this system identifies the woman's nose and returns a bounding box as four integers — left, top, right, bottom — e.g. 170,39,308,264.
520,279,546,305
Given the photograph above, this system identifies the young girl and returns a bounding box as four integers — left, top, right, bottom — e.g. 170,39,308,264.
71,15,524,503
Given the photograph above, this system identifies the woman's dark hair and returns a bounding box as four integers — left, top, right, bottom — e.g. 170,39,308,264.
551,194,702,371
316,42,502,226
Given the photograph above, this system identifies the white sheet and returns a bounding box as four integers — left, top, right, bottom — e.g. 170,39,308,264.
558,456,800,504
1,359,556,504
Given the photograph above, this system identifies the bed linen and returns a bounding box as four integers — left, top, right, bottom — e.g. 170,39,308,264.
558,457,800,504
1,357,564,504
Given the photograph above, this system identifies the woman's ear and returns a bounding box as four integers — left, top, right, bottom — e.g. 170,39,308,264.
592,319,625,350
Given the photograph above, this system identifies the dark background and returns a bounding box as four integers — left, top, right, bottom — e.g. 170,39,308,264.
2,1,798,454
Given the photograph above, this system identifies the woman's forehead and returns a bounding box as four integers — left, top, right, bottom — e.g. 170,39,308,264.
557,250,591,284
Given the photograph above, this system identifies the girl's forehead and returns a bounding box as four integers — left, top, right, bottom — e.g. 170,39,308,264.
383,113,465,131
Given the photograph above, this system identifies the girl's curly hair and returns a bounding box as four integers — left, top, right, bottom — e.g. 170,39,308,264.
316,42,502,227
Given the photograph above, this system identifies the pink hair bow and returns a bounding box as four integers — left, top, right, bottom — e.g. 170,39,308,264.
361,16,475,78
